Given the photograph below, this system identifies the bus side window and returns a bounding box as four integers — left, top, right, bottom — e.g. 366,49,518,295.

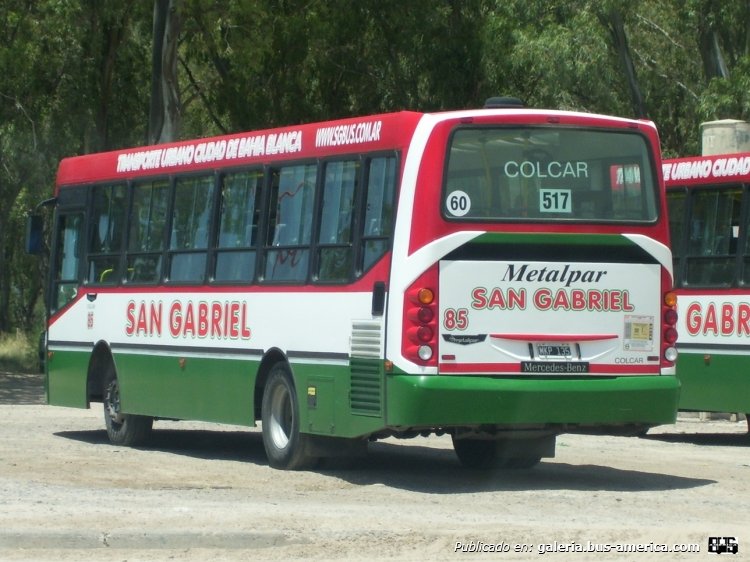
316,160,358,282
214,170,263,283
87,184,127,285
742,188,750,284
666,189,687,285
263,164,317,282
52,212,84,312
168,175,214,283
685,187,741,286
361,156,397,272
126,179,169,284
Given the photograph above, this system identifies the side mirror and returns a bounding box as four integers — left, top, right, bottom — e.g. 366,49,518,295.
25,214,44,255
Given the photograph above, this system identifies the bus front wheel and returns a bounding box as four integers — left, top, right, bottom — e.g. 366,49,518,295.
261,363,318,470
103,368,153,446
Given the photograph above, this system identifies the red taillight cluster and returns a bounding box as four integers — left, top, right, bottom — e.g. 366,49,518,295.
663,290,678,362
403,268,438,367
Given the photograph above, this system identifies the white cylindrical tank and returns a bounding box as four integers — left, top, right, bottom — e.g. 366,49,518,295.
701,119,750,155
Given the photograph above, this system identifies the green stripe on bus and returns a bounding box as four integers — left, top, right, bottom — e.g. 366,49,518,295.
471,232,634,246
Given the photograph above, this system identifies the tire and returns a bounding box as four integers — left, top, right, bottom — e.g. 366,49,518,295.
103,366,153,446
452,436,498,469
261,363,318,470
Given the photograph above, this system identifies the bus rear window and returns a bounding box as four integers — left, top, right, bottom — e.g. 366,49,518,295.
443,127,658,222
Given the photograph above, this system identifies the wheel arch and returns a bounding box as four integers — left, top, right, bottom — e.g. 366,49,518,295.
253,347,291,421
86,340,116,407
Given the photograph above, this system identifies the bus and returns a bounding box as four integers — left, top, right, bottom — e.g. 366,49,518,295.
28,99,680,470
663,152,750,425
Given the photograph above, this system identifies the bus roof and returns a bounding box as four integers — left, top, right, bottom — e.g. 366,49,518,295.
663,152,750,187
56,111,422,189
55,108,657,190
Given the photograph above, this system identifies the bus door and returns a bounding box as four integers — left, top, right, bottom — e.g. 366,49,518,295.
49,187,87,315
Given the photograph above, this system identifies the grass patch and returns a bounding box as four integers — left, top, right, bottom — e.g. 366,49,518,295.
0,331,40,373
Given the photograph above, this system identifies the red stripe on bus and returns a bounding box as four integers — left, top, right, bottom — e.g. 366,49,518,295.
490,333,618,342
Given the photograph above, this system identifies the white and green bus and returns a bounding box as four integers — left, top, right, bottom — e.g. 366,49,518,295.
28,101,680,469
664,152,750,426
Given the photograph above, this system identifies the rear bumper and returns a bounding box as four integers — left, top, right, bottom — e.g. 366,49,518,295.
385,374,680,428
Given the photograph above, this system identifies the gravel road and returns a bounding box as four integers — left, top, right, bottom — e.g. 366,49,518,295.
0,371,748,561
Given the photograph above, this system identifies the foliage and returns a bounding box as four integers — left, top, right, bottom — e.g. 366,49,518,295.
0,331,38,374
2,0,750,335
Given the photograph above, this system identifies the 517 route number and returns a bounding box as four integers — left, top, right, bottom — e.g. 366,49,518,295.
539,188,572,213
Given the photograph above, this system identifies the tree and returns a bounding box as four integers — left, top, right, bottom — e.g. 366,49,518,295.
598,6,648,118
7,0,750,336
481,1,633,114
691,0,750,123
0,1,151,334
149,0,181,144
0,2,60,332
179,0,489,130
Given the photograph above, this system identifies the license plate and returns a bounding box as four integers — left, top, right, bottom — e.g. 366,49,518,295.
536,343,572,359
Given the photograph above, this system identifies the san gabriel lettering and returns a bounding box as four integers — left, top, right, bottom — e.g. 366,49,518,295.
470,264,633,312
125,300,252,340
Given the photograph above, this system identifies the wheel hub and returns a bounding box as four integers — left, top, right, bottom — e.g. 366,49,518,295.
104,380,125,425
268,383,292,450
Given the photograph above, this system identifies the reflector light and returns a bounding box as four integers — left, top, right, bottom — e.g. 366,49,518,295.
418,345,433,361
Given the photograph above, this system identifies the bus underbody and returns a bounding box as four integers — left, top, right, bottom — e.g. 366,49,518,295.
45,346,679,470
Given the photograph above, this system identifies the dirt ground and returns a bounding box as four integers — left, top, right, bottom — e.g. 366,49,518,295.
0,371,748,562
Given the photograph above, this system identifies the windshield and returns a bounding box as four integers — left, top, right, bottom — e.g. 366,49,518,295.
443,126,658,222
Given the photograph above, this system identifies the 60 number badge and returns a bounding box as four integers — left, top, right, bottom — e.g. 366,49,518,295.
446,190,471,217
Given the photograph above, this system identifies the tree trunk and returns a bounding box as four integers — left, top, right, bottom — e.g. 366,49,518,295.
149,0,181,144
0,204,11,334
599,9,648,119
699,28,730,79
0,245,7,333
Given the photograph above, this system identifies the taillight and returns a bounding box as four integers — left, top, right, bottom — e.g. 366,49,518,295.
664,308,678,325
417,288,434,304
662,289,678,364
664,291,677,308
402,266,438,367
417,307,434,323
417,325,434,342
664,327,678,344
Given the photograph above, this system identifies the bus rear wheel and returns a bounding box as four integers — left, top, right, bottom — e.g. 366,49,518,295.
261,363,318,470
103,368,153,446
